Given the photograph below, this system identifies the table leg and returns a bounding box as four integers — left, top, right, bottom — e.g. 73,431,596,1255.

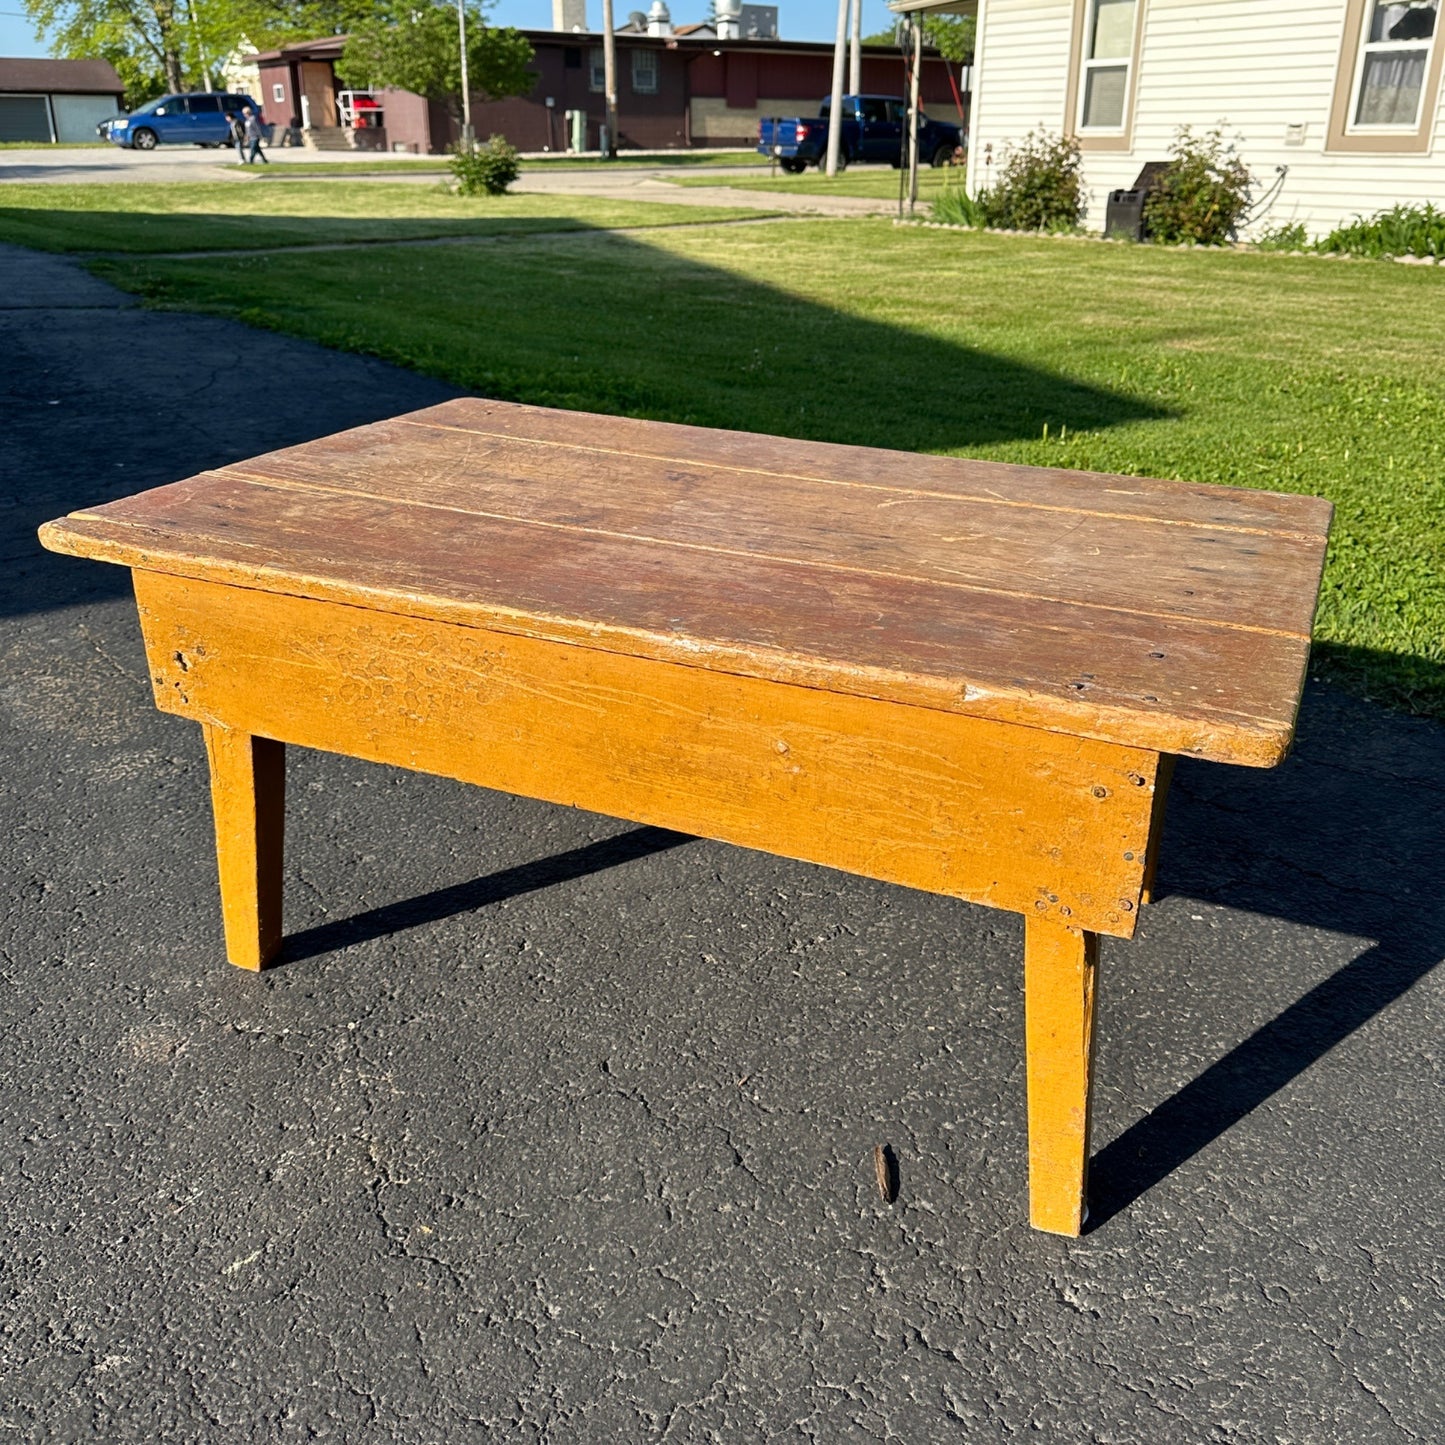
202,724,285,971
1024,915,1100,1235
1139,753,1176,907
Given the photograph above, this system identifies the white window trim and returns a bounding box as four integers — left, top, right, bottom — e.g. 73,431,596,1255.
1345,0,1440,131
631,49,658,95
1075,0,1139,135
589,47,605,93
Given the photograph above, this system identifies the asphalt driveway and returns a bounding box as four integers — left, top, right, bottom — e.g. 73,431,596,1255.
1,243,1441,1442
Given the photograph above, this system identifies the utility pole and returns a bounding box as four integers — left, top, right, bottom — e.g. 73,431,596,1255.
907,15,922,212
824,0,847,177
848,0,860,95
457,0,473,149
601,0,618,156
187,0,214,92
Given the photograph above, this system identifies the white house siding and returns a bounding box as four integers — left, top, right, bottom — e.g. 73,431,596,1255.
970,0,1445,239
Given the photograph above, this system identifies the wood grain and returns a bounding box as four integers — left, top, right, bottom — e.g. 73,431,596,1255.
41,399,1332,767
202,724,285,971
1024,916,1100,1237
133,570,1161,938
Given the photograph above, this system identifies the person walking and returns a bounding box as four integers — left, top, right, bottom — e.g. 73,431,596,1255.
241,106,269,166
229,107,247,163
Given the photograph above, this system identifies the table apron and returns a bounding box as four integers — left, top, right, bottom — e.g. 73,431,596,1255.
134,570,1158,937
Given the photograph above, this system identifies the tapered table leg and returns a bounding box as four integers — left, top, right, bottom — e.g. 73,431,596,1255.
202,724,285,970
1024,915,1100,1235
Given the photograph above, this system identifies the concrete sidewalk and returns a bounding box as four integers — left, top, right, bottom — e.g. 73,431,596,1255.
1,244,1441,1442
0,144,896,216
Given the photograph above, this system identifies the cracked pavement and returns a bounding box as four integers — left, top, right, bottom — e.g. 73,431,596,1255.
1,243,1442,1442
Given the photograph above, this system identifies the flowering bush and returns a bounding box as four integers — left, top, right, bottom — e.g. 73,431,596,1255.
451,134,520,196
1145,127,1253,245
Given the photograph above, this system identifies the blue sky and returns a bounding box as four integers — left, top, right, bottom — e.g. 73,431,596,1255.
0,9,45,58
0,0,904,62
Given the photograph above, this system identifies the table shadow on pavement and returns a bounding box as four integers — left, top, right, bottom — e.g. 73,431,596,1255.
1089,674,1445,1226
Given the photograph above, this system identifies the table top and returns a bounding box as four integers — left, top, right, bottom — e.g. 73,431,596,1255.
40,398,1332,767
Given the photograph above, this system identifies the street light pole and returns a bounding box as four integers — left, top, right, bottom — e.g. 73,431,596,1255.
457,0,473,150
848,0,860,95
601,0,618,156
824,0,847,177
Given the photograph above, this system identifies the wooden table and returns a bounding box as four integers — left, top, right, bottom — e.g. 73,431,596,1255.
39,399,1332,1235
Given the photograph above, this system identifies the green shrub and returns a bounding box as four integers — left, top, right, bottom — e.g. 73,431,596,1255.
1253,220,1309,252
932,174,987,227
977,130,1084,232
450,134,520,196
1318,203,1445,258
1144,126,1253,245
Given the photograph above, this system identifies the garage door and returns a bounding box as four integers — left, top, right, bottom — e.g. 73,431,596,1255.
0,94,53,142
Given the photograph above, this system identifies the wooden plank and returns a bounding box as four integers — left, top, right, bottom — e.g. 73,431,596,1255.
395,399,1336,539
1024,916,1100,1237
212,419,1329,637
47,489,1314,766
133,570,1161,938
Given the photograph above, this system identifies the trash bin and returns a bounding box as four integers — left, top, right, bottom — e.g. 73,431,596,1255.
1105,188,1147,242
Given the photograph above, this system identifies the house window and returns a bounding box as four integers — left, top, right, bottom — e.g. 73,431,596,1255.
564,47,582,69
1077,0,1138,131
631,48,658,95
1350,0,1439,127
589,47,605,92
272,83,285,104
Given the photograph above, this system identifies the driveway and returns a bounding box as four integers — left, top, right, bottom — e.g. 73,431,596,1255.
2,243,1442,1442
0,145,898,216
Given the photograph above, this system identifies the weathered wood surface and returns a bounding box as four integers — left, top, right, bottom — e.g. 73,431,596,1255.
134,571,1161,938
1024,916,1100,1236
201,724,284,971
40,399,1332,768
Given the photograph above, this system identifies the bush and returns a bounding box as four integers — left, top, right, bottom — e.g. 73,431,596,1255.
932,174,987,227
1318,203,1445,258
450,134,520,196
1144,126,1253,245
977,130,1084,232
1253,220,1309,252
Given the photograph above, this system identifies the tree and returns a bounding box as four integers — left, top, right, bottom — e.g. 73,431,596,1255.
25,0,386,108
338,1,534,126
26,0,189,99
862,13,974,63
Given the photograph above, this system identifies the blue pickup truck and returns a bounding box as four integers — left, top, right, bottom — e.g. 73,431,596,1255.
757,94,962,172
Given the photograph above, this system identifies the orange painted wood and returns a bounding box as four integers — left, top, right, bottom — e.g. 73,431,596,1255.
36,399,1335,1233
202,724,285,971
39,398,1333,768
1024,916,1100,1237
134,571,1160,937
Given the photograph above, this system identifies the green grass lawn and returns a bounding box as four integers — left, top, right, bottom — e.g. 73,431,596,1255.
228,158,453,175
528,149,765,168
674,167,952,201
0,139,109,149
13,185,1438,717
0,181,768,253
230,150,765,177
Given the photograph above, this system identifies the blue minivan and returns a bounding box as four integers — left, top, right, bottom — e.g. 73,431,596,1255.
104,92,261,150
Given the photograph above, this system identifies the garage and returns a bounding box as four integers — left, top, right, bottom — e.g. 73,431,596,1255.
0,57,125,142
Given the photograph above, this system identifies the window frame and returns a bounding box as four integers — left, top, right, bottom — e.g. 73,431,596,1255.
1346,0,1439,132
1328,0,1444,150
630,47,658,96
589,47,605,93
1064,0,1146,153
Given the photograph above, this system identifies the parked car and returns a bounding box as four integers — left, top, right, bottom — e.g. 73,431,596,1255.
758,94,962,172
103,92,263,150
